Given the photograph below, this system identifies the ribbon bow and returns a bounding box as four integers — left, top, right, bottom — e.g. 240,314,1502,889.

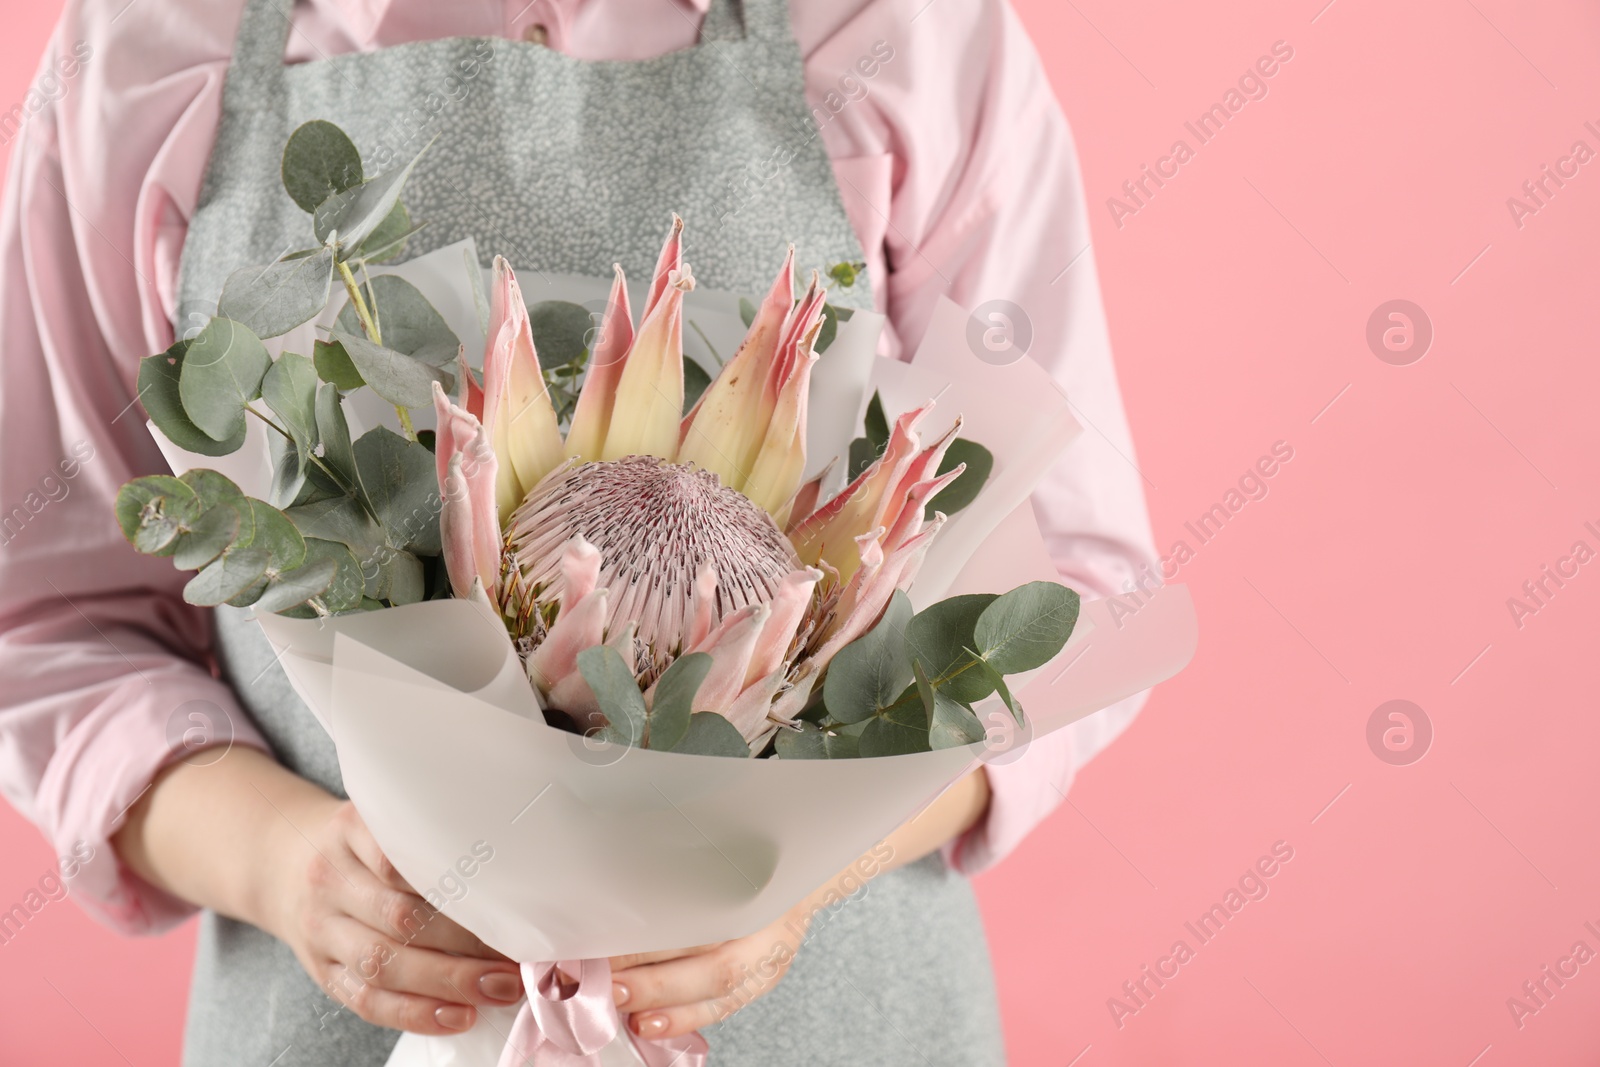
495,959,709,1067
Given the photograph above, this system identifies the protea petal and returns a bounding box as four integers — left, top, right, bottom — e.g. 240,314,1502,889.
746,566,821,685
882,463,965,557
782,459,834,534
686,562,718,652
559,536,602,613
644,214,683,320
742,350,817,515
548,670,604,732
440,454,479,600
789,404,930,581
565,264,635,463
485,257,565,516
814,516,945,668
528,587,609,693
724,668,786,743
456,348,484,421
677,247,795,486
691,602,770,713
601,266,691,462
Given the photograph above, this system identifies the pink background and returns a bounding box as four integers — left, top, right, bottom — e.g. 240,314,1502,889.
3,1,1598,1064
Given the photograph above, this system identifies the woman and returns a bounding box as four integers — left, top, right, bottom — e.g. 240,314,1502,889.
0,0,1156,1063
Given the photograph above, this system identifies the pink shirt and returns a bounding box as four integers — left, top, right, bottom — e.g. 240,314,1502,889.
0,0,1156,934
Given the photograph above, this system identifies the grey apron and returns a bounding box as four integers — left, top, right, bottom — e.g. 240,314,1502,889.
178,1,1004,1063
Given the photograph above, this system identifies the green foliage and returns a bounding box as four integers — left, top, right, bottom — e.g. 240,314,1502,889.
178,319,271,443
281,120,363,214
217,248,335,340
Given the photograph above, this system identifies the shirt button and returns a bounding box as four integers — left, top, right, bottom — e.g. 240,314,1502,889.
522,23,549,45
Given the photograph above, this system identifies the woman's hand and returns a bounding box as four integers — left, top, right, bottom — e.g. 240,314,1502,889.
608,768,992,1039
116,748,525,1036
262,796,526,1034
607,878,829,1040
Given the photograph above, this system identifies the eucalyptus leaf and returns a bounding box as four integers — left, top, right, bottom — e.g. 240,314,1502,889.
171,504,242,571
377,550,425,606
847,436,879,482
579,645,648,747
261,353,320,448
974,581,1080,675
315,382,361,489
281,120,363,214
967,655,1026,726
178,318,271,443
814,302,839,354
823,590,913,725
313,139,430,250
268,433,307,509
181,470,254,544
904,593,999,703
671,713,750,758
925,438,994,519
337,275,460,367
251,556,338,615
857,690,931,757
683,357,712,415
313,339,365,391
928,690,987,750
183,547,271,607
235,498,307,573
284,495,386,563
646,652,710,752
302,537,366,612
217,248,335,340
774,720,860,760
527,301,593,369
354,202,417,265
864,391,889,451
115,476,201,556
330,329,454,410
138,341,248,457
353,427,442,556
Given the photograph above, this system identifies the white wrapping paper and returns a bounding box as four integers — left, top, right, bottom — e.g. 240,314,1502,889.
147,247,1196,1064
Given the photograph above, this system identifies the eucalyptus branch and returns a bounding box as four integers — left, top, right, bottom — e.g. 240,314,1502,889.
336,255,416,441
244,403,377,519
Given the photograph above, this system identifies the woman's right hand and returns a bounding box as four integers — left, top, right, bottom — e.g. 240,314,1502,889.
262,795,526,1034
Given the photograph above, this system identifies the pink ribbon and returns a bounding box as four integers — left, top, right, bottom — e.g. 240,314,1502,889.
495,959,709,1067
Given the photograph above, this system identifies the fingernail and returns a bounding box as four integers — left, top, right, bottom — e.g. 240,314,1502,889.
612,982,630,1007
632,1013,667,1036
436,1005,474,1031
479,971,523,1003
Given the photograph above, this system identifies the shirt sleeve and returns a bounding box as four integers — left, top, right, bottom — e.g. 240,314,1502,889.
0,4,271,935
813,0,1159,874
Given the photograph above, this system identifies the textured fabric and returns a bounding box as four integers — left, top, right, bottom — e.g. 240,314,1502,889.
0,0,1157,948
179,0,1004,1063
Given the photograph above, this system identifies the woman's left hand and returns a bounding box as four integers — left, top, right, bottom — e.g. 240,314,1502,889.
607,890,816,1040
607,769,989,1040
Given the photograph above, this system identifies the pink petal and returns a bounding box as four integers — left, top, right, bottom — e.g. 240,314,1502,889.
440,454,478,601
528,587,609,693
814,516,945,669
558,536,602,614
686,562,718,651
882,463,966,557
456,347,484,421
723,668,786,743
565,264,635,462
643,214,683,320
747,567,821,685
547,670,604,733
691,603,769,713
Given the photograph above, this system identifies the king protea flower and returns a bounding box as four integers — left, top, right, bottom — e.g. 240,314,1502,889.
432,219,964,748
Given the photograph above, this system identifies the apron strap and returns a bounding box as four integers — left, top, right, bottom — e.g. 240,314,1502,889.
700,0,791,44
225,0,297,97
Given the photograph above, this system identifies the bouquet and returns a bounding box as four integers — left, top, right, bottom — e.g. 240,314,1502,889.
116,124,1196,1065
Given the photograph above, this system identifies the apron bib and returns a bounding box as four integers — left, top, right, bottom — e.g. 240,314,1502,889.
177,1,1002,1062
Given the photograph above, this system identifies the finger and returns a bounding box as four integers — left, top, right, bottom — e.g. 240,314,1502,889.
612,945,770,1016
335,859,498,958
607,941,724,972
630,995,751,1042
321,915,525,1007
319,954,482,1036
